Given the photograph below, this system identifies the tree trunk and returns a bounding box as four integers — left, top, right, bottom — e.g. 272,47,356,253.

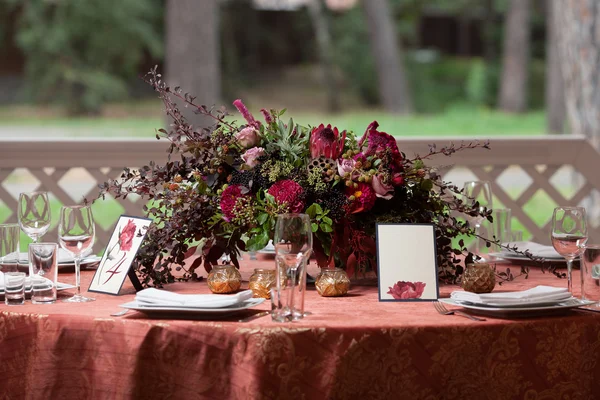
362,0,412,114
166,0,221,123
555,0,600,147
307,0,340,113
498,0,531,113
546,0,566,134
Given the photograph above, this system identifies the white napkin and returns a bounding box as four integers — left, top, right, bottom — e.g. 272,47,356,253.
451,285,571,306
500,241,563,259
0,271,4,290
135,288,253,308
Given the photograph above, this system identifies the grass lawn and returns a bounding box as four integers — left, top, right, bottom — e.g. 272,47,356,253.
0,102,546,138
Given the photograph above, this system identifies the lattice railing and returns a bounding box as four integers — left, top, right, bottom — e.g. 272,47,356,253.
1,136,600,251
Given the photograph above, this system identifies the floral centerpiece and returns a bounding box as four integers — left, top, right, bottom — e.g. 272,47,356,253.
99,68,512,287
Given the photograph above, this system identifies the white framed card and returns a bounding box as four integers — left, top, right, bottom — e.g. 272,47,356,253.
376,223,439,301
88,215,152,295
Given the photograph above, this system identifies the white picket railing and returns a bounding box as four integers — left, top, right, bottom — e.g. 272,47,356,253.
1,135,599,250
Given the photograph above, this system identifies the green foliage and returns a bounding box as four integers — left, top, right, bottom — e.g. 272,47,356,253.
10,0,162,115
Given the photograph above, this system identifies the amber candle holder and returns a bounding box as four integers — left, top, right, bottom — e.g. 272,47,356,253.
248,268,276,299
461,263,496,294
207,264,242,294
315,268,350,297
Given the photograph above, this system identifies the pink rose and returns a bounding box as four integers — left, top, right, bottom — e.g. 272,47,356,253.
372,174,394,199
241,147,265,168
337,158,358,179
235,127,259,148
387,281,426,299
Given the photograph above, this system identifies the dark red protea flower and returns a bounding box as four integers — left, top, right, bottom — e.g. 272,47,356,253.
119,219,137,252
267,180,305,213
310,124,346,159
359,121,403,170
345,182,376,214
387,281,426,299
220,185,246,222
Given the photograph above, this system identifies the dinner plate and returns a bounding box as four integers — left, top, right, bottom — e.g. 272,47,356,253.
17,255,101,269
489,252,565,261
0,282,76,298
439,297,596,317
119,297,266,316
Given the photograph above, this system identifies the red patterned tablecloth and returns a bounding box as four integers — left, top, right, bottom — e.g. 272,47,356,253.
1,259,599,400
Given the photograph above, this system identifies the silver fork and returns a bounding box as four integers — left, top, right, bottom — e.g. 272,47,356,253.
111,309,130,317
433,301,486,321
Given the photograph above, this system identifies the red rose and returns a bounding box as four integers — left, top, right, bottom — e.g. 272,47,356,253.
119,219,137,252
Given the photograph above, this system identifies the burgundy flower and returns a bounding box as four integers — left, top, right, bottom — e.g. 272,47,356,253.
220,185,246,222
267,180,305,212
119,219,137,252
359,121,403,170
310,124,346,159
233,99,260,129
345,182,376,214
387,281,426,299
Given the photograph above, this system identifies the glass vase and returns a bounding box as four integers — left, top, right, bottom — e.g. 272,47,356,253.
315,268,350,297
207,265,242,294
248,268,276,299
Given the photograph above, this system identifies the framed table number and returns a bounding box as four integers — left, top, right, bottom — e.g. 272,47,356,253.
89,215,152,295
376,223,439,302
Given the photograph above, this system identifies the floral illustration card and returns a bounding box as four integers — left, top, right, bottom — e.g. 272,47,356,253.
376,224,439,302
89,215,152,295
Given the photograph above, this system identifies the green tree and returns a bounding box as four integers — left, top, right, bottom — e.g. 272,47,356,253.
11,0,162,115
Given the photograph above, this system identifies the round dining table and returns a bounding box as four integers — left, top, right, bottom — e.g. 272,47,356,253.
1,256,599,400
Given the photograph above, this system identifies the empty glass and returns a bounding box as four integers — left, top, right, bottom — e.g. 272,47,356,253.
272,213,312,322
29,243,59,304
18,192,51,243
492,208,511,251
0,223,20,272
58,205,95,303
4,272,26,305
463,181,493,260
551,206,588,297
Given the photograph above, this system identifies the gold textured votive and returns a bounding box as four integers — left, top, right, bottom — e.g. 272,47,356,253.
207,264,242,294
461,263,496,293
248,268,276,299
315,268,350,297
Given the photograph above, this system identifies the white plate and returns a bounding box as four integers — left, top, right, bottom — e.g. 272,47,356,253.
440,297,596,316
488,252,567,262
17,255,101,268
119,297,266,316
0,282,76,297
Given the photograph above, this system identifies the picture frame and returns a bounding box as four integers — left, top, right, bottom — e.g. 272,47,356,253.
376,223,439,302
88,215,152,295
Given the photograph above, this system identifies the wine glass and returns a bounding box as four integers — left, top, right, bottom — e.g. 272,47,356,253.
18,192,51,243
463,181,493,259
58,205,95,303
551,206,588,297
273,213,312,321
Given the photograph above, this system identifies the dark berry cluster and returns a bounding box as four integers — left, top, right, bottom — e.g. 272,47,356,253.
318,189,348,221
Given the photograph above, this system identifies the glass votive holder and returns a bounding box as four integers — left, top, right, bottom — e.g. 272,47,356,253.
510,230,523,242
582,245,600,303
207,264,242,294
4,271,26,305
248,268,276,299
461,263,496,294
315,268,350,297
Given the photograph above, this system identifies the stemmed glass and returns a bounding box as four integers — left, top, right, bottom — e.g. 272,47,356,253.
58,205,96,303
551,206,588,297
273,213,313,321
463,181,493,259
18,192,51,243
